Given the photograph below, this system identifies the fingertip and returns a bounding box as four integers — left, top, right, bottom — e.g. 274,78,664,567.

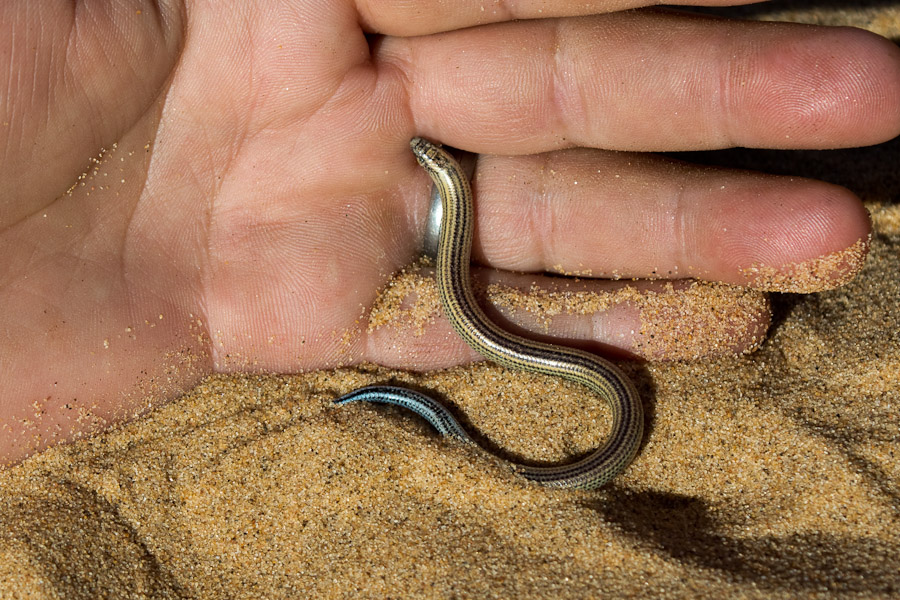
738,24,900,149
834,26,900,146
731,180,871,293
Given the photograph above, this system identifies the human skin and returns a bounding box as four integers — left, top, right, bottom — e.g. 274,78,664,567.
1,0,898,463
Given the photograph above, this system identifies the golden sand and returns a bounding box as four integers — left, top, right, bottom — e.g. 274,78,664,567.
3,224,899,597
2,3,899,599
369,262,771,360
740,237,871,293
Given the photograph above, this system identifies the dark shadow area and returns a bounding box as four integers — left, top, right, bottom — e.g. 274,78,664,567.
680,0,900,18
670,137,900,205
763,291,805,340
590,488,900,595
675,2,900,54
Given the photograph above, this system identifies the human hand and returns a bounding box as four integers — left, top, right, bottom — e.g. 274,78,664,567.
2,0,898,463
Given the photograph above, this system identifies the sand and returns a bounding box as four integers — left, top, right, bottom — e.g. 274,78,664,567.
2,3,899,599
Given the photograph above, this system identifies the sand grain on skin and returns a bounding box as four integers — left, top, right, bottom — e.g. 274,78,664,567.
2,3,900,598
2,213,899,599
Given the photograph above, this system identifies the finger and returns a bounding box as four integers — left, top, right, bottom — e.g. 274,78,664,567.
357,0,769,36
386,10,900,153
0,1,183,230
465,149,870,292
364,266,771,368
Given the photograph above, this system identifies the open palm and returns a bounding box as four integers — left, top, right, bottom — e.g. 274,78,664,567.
2,0,898,462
